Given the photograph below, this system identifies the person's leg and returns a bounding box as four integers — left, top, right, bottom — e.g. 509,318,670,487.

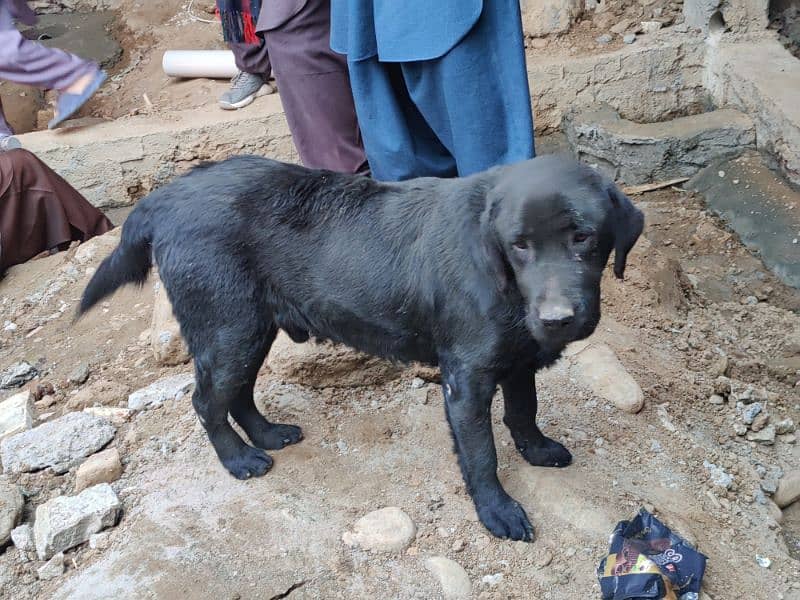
402,0,535,177
347,57,456,181
221,36,276,110
262,0,367,173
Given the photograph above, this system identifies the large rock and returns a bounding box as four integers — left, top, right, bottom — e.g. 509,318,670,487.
564,106,755,185
520,0,582,37
0,479,24,546
127,374,194,411
75,447,123,492
342,507,416,553
268,331,402,388
425,556,472,599
151,276,191,367
774,471,800,509
34,483,121,560
0,390,34,440
566,341,644,414
1,412,115,474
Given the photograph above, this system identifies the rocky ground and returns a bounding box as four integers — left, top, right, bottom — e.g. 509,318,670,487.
0,180,799,599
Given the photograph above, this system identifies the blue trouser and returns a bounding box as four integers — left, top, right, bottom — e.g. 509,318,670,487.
345,0,535,181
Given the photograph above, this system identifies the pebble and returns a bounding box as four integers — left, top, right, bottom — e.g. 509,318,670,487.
0,390,34,440
0,480,24,546
67,362,91,386
0,362,38,389
641,20,663,33
742,402,762,426
751,412,770,433
11,523,34,551
733,422,748,436
3,320,17,332
708,394,725,405
623,33,637,44
755,555,771,568
127,374,194,411
425,556,472,599
535,549,554,568
37,552,65,581
775,419,796,435
596,34,613,45
746,425,776,445
567,342,644,414
410,377,425,389
341,507,416,553
34,483,121,560
774,471,800,508
75,447,123,492
1,412,116,474
703,460,734,489
481,573,503,587
451,538,466,553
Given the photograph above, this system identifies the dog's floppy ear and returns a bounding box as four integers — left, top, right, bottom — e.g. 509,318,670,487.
608,183,644,279
480,188,509,293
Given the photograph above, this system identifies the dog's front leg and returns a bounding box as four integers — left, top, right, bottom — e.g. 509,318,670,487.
501,366,572,468
440,359,533,541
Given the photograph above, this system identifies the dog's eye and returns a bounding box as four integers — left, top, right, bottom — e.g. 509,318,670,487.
573,232,593,244
512,241,527,251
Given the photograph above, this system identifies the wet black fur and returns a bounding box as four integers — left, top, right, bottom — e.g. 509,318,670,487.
79,154,643,541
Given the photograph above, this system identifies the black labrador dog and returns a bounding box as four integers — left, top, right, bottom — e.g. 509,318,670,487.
79,154,643,541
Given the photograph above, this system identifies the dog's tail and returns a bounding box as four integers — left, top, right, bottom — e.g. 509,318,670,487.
78,206,153,318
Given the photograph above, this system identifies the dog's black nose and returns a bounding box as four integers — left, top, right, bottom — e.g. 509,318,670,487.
541,315,575,329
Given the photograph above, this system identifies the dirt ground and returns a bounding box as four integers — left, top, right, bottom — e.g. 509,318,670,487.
1,181,799,599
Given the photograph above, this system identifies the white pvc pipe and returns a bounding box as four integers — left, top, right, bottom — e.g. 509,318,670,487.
162,50,238,79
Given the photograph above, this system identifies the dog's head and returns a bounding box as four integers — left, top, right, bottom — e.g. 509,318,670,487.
480,155,644,349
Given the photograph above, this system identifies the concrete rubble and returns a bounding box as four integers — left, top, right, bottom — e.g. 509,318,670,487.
0,412,115,474
0,391,34,440
0,479,24,546
127,374,194,411
34,483,121,560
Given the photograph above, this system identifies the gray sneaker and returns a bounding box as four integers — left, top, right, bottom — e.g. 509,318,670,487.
0,135,21,151
219,71,268,110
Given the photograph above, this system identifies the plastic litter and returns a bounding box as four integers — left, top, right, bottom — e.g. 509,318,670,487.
598,508,707,600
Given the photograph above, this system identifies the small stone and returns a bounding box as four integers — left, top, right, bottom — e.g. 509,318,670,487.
1,412,115,474
733,422,748,436
75,447,123,492
67,362,91,386
3,321,17,332
751,412,770,432
774,471,800,508
755,555,771,568
623,33,636,44
451,538,466,553
596,33,613,44
481,573,503,587
411,377,425,389
761,478,779,495
742,402,762,426
341,507,416,553
0,390,35,440
425,556,472,599
37,552,65,580
775,419,796,435
535,549,554,568
714,376,731,397
89,531,111,550
641,20,663,33
128,374,194,411
31,382,55,402
718,170,726,178
83,406,133,427
11,523,34,551
568,343,644,413
37,394,56,409
747,425,776,445
709,394,725,405
34,483,121,560
0,480,24,545
0,362,38,389
704,461,734,489
709,356,729,378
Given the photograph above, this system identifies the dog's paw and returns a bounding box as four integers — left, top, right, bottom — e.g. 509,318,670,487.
223,446,274,479
249,423,304,451
517,436,572,468
476,494,534,542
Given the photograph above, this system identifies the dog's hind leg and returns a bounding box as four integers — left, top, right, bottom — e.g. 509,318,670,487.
229,325,304,451
501,366,572,468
